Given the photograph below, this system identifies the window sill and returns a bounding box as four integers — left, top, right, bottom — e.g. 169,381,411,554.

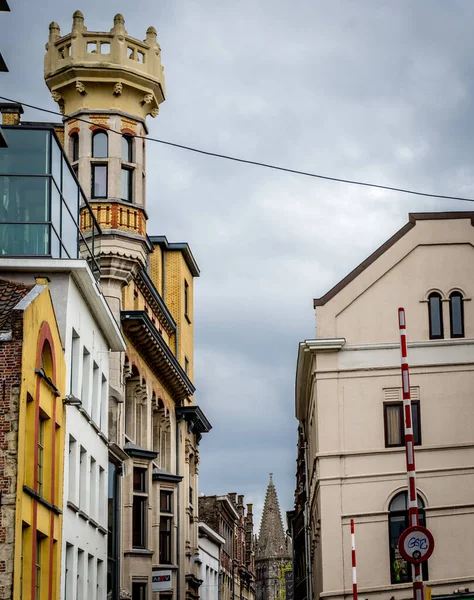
124,548,154,557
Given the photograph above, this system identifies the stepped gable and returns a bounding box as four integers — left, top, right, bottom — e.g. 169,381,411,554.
257,473,287,559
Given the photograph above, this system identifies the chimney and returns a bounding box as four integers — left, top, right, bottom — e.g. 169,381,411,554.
238,494,244,507
228,492,237,505
0,102,23,125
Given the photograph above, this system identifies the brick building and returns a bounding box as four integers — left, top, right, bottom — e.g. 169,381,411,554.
199,494,256,600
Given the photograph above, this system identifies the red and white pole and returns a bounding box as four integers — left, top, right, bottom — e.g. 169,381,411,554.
351,519,358,600
398,308,423,600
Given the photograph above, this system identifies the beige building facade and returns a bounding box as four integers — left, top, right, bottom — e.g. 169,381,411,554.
295,212,474,600
41,11,211,600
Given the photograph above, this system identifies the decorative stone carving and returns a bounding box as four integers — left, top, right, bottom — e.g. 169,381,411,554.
76,81,87,95
141,93,153,105
113,82,123,96
51,91,65,114
150,107,159,118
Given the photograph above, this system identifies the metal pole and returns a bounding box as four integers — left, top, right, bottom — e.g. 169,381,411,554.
350,519,358,600
398,308,423,600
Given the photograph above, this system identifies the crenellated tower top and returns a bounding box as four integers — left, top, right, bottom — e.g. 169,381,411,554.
44,11,165,121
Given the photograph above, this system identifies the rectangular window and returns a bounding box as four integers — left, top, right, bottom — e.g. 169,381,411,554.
70,329,80,397
121,167,133,202
90,457,97,521
160,490,172,513
159,516,172,564
100,375,107,430
184,280,189,320
132,468,147,549
97,559,104,599
132,582,147,600
91,164,108,198
65,543,74,600
184,356,189,376
81,347,91,413
37,418,45,496
35,536,42,600
77,548,85,600
384,401,421,447
88,554,95,598
92,362,100,424
80,447,87,511
68,435,77,505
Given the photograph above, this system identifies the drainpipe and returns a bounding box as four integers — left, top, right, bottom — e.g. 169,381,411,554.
302,424,313,600
176,412,184,600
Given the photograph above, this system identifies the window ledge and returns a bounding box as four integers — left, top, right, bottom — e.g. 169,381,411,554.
124,548,154,557
23,486,62,514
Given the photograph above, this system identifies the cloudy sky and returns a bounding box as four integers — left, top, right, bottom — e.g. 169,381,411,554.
1,0,473,530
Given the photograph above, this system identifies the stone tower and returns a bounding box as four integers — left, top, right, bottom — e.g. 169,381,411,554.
44,9,165,408
256,474,291,600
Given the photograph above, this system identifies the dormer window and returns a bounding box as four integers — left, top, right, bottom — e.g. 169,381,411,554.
428,292,443,339
449,292,464,338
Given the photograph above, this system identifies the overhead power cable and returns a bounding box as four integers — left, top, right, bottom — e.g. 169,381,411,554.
1,94,474,203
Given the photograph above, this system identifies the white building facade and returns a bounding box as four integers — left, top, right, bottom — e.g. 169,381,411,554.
198,522,224,600
295,212,474,600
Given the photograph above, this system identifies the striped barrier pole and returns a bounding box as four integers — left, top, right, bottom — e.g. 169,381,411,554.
351,519,358,600
398,308,423,600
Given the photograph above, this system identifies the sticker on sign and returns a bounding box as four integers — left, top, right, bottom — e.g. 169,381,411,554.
398,525,434,564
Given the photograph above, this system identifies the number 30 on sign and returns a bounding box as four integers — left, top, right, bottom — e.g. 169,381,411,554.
398,525,434,564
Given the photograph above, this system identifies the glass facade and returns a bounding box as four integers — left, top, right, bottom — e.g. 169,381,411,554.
0,126,100,278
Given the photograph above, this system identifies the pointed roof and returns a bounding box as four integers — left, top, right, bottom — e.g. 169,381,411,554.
257,473,288,559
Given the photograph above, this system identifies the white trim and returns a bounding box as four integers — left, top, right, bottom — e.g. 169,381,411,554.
198,522,225,546
301,338,346,353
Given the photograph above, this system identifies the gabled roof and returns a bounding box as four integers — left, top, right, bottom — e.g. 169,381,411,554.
0,279,33,330
313,211,474,308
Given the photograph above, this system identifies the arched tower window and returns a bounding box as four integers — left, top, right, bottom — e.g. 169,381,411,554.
121,134,134,202
449,292,464,338
91,130,108,199
70,132,79,162
92,131,108,158
428,292,443,339
389,492,428,584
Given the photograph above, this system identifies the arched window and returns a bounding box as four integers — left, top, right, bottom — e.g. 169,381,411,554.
428,292,443,339
92,131,108,158
449,292,464,338
122,135,133,162
70,132,79,162
389,492,428,584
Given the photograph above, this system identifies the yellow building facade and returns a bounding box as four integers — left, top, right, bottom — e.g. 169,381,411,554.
0,278,65,600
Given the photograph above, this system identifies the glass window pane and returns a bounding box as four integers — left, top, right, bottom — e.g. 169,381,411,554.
0,175,49,223
389,492,407,512
160,491,172,512
450,294,464,337
0,223,49,256
412,402,421,445
132,496,146,548
429,294,443,338
385,404,402,446
92,132,108,158
61,205,78,258
62,158,79,219
51,135,62,186
121,168,132,202
71,133,79,162
92,165,107,198
122,136,132,162
0,128,50,175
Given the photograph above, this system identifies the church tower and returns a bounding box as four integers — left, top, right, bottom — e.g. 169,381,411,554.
256,474,292,600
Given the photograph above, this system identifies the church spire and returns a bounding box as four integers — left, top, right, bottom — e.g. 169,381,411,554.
257,473,287,559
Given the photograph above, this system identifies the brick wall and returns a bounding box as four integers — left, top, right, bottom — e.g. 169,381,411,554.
0,312,23,599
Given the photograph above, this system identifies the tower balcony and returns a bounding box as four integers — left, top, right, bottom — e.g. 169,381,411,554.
0,124,101,279
80,201,146,238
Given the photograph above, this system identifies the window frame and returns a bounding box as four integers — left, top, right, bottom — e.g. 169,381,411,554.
132,467,148,549
449,291,465,338
389,492,428,584
37,416,45,496
70,132,79,162
121,166,133,202
184,280,190,322
91,163,108,199
383,401,421,448
428,292,444,340
92,130,108,158
122,135,133,163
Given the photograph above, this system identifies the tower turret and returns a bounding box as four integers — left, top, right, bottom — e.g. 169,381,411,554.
44,12,166,319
